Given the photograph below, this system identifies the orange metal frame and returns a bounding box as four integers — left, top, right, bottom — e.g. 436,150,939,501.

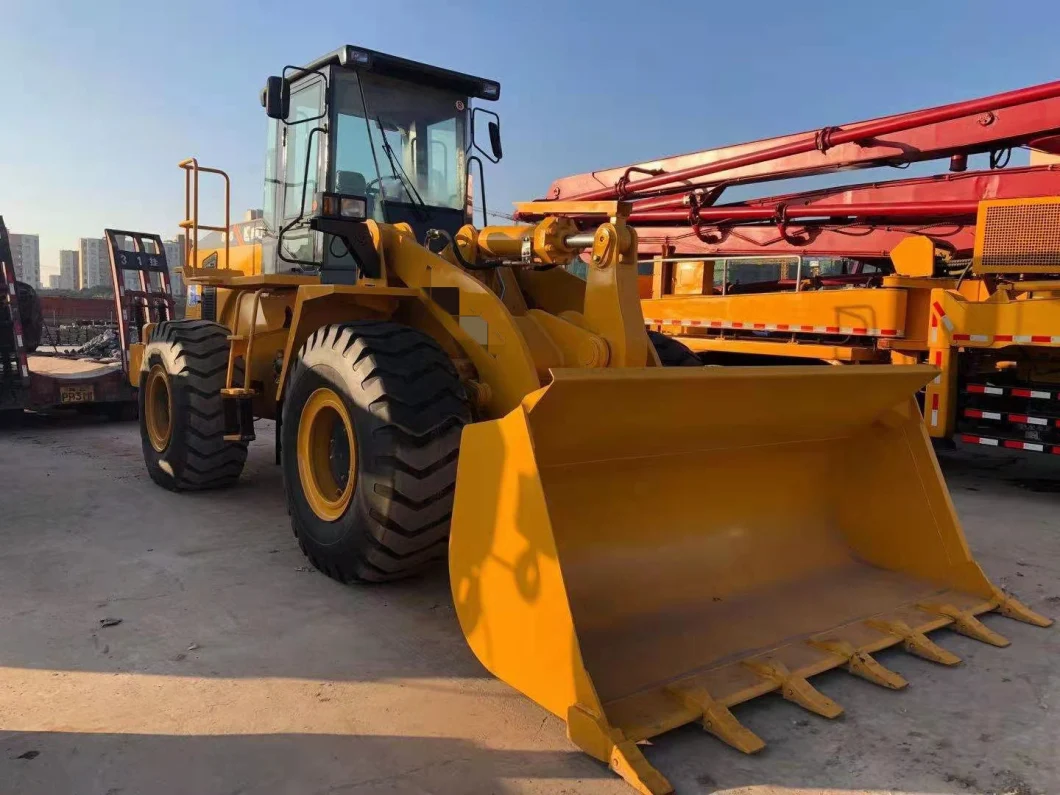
179,158,231,275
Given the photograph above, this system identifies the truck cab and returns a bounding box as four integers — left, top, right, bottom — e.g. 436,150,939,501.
260,45,501,282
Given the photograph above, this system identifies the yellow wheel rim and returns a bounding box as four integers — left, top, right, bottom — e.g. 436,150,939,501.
297,387,356,522
145,364,173,453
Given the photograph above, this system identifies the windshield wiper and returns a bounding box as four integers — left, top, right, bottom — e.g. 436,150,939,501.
374,116,429,220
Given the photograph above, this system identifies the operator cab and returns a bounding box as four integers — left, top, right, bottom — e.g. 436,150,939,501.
260,45,502,282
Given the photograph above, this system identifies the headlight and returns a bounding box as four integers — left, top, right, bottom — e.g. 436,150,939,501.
319,192,367,220
340,196,367,219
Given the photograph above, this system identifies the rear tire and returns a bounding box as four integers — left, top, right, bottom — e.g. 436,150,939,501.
15,282,42,353
649,330,701,366
281,321,470,583
139,320,247,490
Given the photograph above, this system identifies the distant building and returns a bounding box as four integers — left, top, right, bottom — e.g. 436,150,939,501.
79,237,111,290
59,249,80,290
48,273,61,289
9,233,40,288
163,237,185,296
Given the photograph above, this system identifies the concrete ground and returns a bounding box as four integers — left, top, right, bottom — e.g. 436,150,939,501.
0,415,1057,795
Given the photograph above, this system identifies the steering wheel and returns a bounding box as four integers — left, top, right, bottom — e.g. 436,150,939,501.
365,176,411,201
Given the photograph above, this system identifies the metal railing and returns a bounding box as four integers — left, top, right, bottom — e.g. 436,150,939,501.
178,158,231,276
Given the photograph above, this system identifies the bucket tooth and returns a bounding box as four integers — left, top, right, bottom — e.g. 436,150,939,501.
866,618,962,666
993,593,1054,628
609,739,674,795
567,705,673,795
666,684,765,754
917,602,1010,647
809,639,908,690
742,659,843,718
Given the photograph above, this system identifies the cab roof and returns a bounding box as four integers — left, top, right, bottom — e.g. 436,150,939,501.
267,45,500,102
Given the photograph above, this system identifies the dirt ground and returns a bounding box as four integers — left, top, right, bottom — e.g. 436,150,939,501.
0,415,1057,795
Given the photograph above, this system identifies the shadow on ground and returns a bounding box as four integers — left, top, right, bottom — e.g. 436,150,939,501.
0,731,611,795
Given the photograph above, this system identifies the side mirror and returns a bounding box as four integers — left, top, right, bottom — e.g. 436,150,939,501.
264,76,290,120
488,120,503,161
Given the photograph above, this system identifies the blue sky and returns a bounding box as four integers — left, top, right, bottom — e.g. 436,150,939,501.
3,0,1060,276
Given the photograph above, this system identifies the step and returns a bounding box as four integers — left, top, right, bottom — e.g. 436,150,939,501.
959,433,1058,454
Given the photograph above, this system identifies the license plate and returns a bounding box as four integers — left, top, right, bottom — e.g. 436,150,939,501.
60,385,95,404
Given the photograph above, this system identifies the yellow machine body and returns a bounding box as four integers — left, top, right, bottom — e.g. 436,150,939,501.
449,363,1050,793
135,160,1050,795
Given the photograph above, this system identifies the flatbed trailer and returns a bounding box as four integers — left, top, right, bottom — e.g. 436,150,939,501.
18,354,130,413
0,222,173,420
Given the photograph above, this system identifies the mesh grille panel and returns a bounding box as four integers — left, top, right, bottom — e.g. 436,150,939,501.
976,200,1060,273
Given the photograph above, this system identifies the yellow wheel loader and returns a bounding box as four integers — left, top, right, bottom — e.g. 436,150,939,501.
127,46,1052,795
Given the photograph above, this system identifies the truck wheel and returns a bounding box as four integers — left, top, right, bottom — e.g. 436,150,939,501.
139,320,247,490
649,330,701,366
15,282,42,353
282,321,470,583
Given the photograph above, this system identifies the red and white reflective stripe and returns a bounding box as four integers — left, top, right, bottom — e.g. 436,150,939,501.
645,318,901,336
1011,413,1050,426
950,333,1060,345
929,393,940,427
964,408,1002,421
1013,387,1054,399
932,350,943,384
963,408,1051,426
930,313,938,344
1003,439,1046,452
961,434,999,447
961,434,1048,453
932,301,954,332
966,384,1056,399
15,334,22,347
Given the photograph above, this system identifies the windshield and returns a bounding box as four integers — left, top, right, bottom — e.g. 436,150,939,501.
332,71,468,218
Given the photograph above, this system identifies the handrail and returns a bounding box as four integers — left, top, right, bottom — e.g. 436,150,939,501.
178,158,231,276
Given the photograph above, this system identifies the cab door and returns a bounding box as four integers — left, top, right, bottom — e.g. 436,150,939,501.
264,73,327,271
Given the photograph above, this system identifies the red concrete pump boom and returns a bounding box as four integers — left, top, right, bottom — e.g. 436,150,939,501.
536,79,1060,260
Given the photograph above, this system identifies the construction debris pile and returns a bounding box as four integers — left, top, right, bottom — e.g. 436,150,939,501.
45,324,117,347
74,328,121,359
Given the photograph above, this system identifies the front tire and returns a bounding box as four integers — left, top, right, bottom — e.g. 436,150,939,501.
282,321,470,583
139,320,248,491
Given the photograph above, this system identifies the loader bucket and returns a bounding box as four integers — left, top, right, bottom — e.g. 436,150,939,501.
449,365,1051,795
